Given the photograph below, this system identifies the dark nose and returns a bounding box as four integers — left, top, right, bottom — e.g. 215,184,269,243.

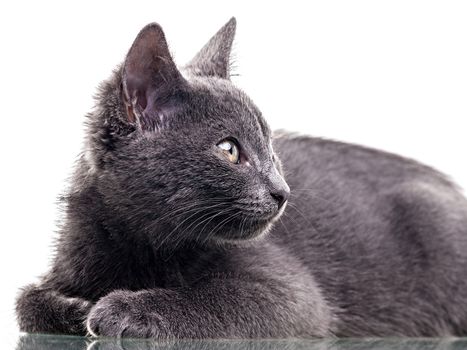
270,187,290,210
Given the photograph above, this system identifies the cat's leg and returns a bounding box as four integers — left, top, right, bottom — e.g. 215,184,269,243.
16,284,92,335
86,274,335,339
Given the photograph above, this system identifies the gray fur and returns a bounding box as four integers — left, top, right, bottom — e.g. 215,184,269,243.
15,18,467,338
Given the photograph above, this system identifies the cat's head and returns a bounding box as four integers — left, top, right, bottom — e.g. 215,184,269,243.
85,18,290,247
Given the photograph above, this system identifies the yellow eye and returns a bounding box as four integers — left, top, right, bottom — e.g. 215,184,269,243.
217,139,240,164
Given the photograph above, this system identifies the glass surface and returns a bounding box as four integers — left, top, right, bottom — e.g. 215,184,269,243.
14,334,467,350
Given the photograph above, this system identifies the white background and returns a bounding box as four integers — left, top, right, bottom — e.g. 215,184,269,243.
1,0,466,344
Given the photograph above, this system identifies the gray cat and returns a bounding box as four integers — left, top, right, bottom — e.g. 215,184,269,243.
15,17,467,338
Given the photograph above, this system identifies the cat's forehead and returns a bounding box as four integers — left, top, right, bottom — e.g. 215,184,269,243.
185,75,271,140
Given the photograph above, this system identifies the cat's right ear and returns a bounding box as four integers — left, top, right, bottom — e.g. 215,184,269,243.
185,17,236,79
122,23,186,130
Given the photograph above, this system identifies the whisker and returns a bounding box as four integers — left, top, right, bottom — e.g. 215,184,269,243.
163,209,227,258
155,202,228,250
153,198,227,224
193,208,235,244
286,201,322,237
287,202,309,221
289,188,331,203
170,206,236,253
202,211,243,246
279,216,290,236
139,200,222,238
239,215,247,239
180,207,233,247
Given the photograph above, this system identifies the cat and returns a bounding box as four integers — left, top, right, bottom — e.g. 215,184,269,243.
16,17,467,338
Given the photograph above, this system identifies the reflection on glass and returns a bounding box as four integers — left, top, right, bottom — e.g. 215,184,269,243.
16,334,467,350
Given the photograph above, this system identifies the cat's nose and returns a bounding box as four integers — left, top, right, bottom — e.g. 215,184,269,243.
266,167,290,211
270,185,290,210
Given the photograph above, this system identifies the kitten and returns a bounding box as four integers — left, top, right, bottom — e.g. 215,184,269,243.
16,17,467,338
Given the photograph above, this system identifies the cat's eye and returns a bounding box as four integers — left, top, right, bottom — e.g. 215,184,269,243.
217,139,240,164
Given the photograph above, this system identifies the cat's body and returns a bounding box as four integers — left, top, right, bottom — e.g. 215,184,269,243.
16,18,467,338
274,135,467,336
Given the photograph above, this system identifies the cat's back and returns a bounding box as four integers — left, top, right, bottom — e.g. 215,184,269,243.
273,131,456,189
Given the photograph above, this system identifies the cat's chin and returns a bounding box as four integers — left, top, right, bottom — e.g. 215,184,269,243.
211,223,273,245
220,204,287,243
210,214,280,245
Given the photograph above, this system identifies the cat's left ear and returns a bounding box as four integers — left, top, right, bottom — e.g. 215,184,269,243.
185,17,236,79
122,23,186,130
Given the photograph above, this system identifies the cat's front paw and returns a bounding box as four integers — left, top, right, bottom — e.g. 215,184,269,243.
86,290,171,338
16,284,93,335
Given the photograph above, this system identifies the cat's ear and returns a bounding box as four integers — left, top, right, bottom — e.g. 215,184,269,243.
185,17,236,79
122,23,186,130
